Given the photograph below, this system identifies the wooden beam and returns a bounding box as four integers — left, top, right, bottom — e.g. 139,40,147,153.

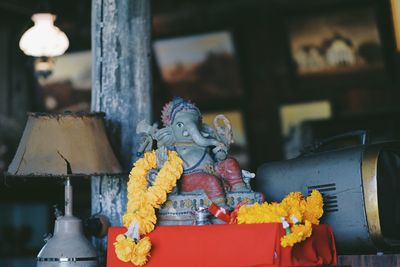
91,0,152,165
91,0,152,263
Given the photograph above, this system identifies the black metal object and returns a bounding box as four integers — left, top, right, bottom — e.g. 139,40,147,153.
301,130,369,155
256,140,400,254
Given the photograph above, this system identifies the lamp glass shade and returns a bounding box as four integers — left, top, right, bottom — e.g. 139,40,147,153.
19,13,69,57
7,112,122,177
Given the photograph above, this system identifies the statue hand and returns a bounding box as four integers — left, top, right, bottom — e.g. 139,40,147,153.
155,127,174,147
213,143,228,162
213,115,233,147
156,146,169,168
137,134,153,154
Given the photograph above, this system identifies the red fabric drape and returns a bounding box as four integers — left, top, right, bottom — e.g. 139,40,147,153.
107,223,336,267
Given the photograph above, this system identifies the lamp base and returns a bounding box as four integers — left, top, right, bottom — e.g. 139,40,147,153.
37,215,97,267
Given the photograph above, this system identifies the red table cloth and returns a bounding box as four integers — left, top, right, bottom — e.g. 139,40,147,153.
107,223,336,267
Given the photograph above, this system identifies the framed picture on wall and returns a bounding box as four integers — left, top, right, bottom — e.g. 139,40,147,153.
391,0,400,51
279,101,332,159
288,7,384,75
39,50,91,112
202,110,250,168
153,31,243,102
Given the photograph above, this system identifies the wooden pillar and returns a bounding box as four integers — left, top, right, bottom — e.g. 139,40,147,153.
91,0,152,264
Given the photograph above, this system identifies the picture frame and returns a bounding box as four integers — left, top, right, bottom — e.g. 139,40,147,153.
279,101,332,159
287,7,384,76
39,50,91,112
391,0,400,51
153,31,244,102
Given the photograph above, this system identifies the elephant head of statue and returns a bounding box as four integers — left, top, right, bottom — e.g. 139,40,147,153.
155,97,222,149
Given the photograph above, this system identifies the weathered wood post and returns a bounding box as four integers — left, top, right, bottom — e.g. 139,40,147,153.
91,0,152,264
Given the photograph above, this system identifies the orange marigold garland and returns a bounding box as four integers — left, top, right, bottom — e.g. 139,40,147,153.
114,150,183,266
237,190,323,247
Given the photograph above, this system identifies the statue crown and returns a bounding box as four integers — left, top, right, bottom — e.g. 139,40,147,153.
161,97,201,126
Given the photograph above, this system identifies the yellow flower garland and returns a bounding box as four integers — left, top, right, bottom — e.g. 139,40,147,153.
114,150,183,266
281,220,312,247
237,190,323,247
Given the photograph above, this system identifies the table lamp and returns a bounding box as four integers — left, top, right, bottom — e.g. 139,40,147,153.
6,112,122,267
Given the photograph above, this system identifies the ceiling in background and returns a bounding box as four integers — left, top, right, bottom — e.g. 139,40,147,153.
0,0,373,52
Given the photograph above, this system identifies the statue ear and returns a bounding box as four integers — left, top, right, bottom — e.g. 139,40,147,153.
155,127,175,147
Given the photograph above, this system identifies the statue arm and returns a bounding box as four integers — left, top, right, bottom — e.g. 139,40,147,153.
136,120,158,155
155,127,175,148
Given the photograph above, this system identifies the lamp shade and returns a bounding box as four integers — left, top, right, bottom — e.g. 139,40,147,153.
19,13,69,57
7,112,122,177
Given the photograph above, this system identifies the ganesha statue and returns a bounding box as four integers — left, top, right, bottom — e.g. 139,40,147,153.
137,97,263,224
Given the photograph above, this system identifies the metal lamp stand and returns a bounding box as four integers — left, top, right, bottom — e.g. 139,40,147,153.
37,178,98,267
